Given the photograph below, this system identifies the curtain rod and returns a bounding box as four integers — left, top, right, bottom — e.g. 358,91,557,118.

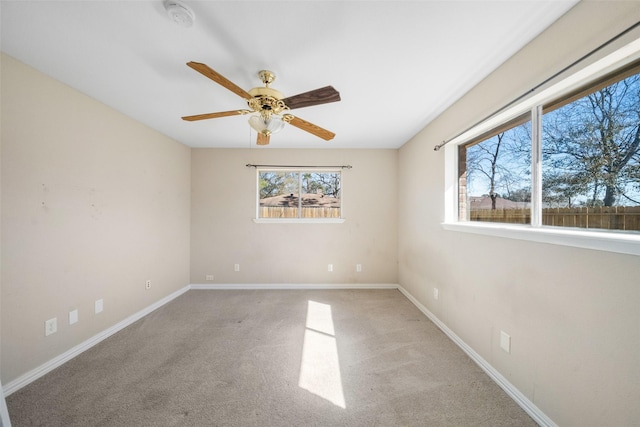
433,20,640,152
246,164,352,169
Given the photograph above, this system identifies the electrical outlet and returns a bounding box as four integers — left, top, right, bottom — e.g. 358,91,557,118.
206,274,214,281
45,318,57,336
328,264,333,272
69,309,78,325
356,264,362,272
145,280,151,290
234,264,240,272
95,299,104,314
433,288,439,300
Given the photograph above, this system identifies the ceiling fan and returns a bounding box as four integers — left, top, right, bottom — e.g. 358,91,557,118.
182,62,341,145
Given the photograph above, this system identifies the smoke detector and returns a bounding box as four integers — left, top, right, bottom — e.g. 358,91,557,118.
164,1,195,28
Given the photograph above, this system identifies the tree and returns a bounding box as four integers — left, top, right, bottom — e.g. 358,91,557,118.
542,74,640,207
466,124,531,209
503,186,531,203
302,172,340,197
260,171,341,201
541,173,585,207
259,172,297,199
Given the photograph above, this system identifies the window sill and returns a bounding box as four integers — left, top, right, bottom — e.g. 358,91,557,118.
441,222,640,257
253,218,345,224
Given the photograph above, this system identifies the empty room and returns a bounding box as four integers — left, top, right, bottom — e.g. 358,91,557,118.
1,1,639,426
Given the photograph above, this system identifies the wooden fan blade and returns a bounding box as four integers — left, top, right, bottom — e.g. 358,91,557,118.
187,62,253,100
182,110,249,121
285,115,335,141
282,86,341,110
256,133,270,145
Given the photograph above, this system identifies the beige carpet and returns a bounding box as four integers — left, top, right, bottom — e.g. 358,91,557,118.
7,289,536,426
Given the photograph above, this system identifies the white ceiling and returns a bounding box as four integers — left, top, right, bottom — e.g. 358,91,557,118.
1,1,578,149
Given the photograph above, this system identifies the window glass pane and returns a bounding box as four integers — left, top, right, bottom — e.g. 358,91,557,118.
542,72,640,231
258,170,341,219
259,171,299,218
460,120,532,224
301,172,341,218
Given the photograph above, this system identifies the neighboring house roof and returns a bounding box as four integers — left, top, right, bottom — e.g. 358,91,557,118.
468,196,530,209
261,194,340,207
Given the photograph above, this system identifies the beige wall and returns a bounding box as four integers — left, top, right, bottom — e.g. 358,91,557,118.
0,54,191,384
191,148,397,284
398,2,640,426
0,53,397,389
3,2,640,424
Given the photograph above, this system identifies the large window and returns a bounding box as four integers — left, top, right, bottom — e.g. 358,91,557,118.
458,61,640,233
257,169,341,220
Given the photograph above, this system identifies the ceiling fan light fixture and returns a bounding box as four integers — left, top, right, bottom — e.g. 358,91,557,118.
164,0,195,27
248,114,286,136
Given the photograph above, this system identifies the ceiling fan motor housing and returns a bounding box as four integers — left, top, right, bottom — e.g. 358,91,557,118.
248,86,288,116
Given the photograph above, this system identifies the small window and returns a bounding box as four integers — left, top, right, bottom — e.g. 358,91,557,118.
258,169,341,219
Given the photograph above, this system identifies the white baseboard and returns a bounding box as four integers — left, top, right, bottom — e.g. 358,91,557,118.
4,282,556,427
190,283,399,290
3,285,190,397
0,381,11,427
396,285,557,427
3,283,394,397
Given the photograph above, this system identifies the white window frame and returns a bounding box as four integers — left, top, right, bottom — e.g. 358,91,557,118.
443,37,640,256
253,167,345,224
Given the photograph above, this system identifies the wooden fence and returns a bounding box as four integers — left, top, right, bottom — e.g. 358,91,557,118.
470,206,640,231
259,206,341,219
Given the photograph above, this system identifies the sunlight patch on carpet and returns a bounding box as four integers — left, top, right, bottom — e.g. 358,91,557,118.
298,300,346,408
